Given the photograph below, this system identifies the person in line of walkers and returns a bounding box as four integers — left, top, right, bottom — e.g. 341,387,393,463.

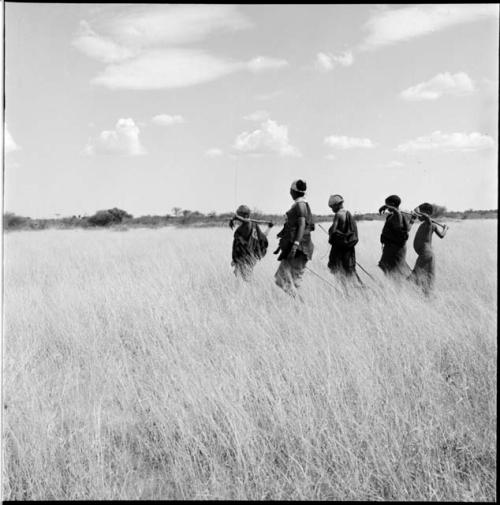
378,194,416,278
327,194,363,286
407,202,448,295
230,205,272,281
274,179,315,296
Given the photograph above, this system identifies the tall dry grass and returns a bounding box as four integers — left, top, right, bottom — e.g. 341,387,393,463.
2,220,496,500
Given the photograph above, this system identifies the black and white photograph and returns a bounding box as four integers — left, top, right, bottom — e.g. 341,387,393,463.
1,2,498,500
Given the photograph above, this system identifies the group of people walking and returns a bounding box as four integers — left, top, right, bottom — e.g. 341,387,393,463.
230,179,448,297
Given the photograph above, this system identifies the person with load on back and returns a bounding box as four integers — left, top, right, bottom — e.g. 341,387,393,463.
407,202,448,295
327,194,363,286
274,179,315,296
378,194,416,278
230,204,272,281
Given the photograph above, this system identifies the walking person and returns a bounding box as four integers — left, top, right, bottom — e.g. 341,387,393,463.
230,205,272,281
408,203,448,295
274,180,315,296
327,194,363,286
378,194,416,278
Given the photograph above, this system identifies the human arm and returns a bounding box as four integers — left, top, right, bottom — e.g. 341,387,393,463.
434,223,448,239
383,204,406,229
288,217,306,258
328,213,339,241
379,204,407,226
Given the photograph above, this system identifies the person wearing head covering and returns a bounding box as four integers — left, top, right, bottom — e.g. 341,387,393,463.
377,194,416,277
407,202,448,295
230,204,272,281
274,179,315,296
327,194,362,285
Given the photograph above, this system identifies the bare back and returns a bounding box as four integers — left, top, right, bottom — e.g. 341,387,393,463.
332,209,347,232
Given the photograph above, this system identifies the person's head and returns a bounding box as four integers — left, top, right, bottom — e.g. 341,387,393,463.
385,194,401,208
290,179,307,200
417,202,433,220
328,194,344,213
236,204,251,219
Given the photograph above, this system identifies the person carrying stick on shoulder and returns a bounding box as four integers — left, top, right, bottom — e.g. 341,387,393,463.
274,179,315,296
407,202,448,295
230,205,273,281
378,194,416,278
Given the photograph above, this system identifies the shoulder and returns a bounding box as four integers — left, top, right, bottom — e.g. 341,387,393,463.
294,201,307,217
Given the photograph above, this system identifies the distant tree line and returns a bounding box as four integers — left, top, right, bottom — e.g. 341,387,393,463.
3,205,497,231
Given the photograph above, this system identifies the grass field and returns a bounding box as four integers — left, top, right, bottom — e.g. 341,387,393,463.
2,219,497,500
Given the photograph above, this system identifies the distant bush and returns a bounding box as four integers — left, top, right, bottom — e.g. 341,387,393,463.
432,204,447,218
3,213,30,230
87,208,133,227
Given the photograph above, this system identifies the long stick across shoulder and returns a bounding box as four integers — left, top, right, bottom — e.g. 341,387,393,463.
398,210,447,230
232,214,274,226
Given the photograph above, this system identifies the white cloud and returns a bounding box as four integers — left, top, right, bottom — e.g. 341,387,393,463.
151,114,186,126
246,56,289,72
84,118,146,156
315,51,353,71
324,135,376,149
91,51,289,89
234,119,301,157
400,72,475,101
4,126,20,154
205,148,223,157
72,20,136,64
243,110,270,121
104,4,251,48
74,6,287,90
91,49,238,90
360,4,499,50
325,154,337,160
395,131,495,153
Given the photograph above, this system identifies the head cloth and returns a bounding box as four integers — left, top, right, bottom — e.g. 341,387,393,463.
328,194,344,207
291,179,307,193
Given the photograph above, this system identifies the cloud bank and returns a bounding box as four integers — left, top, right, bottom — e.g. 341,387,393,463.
74,5,288,90
360,4,499,50
396,131,495,153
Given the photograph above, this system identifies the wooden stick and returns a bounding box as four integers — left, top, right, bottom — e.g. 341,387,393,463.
399,210,447,229
305,265,345,295
318,221,382,287
317,222,329,234
233,214,274,225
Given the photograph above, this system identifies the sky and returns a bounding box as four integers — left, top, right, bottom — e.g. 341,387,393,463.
3,3,499,218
